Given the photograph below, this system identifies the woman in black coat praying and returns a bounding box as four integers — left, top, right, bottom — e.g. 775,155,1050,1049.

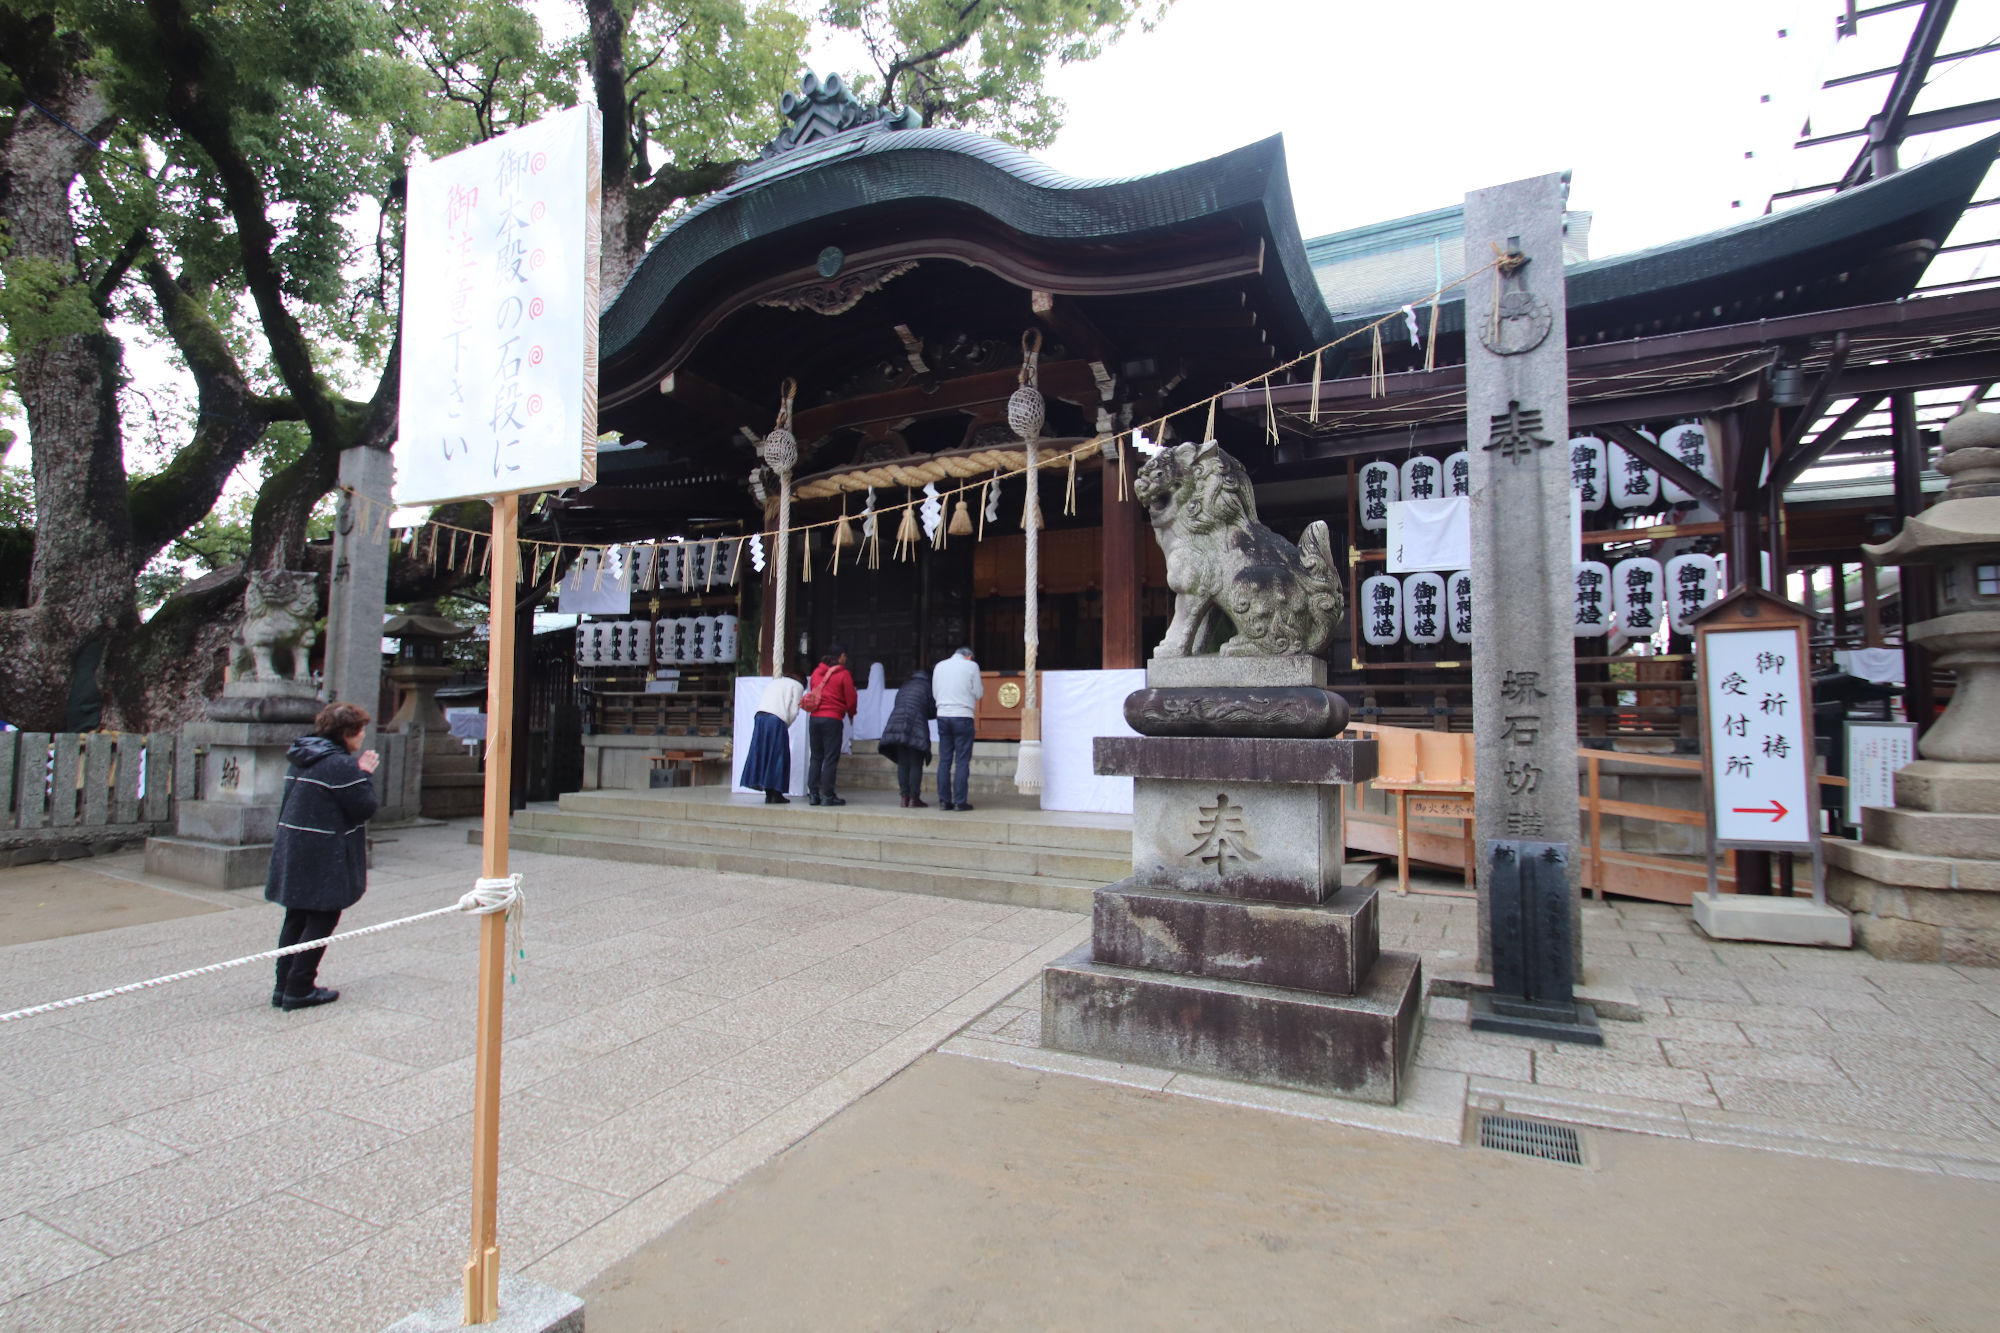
876,668,936,808
266,701,379,1010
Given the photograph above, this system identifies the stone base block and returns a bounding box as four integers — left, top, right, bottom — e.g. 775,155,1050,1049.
1862,805,2000,861
1894,760,2000,814
1129,777,1344,904
1145,654,1326,689
1093,879,1378,994
1469,992,1603,1045
380,1276,582,1333
1691,893,1853,948
1828,865,2000,966
1095,735,1375,786
174,799,277,847
421,786,486,819
1041,944,1422,1104
144,836,271,890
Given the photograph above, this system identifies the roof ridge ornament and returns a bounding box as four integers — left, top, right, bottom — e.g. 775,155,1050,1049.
761,72,921,160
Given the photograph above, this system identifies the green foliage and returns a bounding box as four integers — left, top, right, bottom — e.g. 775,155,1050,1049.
821,0,1170,147
622,1,808,176
0,461,34,527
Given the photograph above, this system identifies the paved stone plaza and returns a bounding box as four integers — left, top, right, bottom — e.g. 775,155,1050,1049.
3,827,2000,1330
0,822,1086,1331
965,877,2000,1173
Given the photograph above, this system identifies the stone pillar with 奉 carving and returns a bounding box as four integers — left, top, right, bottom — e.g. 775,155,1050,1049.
1041,442,1421,1105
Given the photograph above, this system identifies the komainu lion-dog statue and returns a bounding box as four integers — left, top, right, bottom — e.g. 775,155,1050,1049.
1135,441,1343,658
235,569,320,685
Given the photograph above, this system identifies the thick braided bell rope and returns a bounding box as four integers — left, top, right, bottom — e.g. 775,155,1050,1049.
0,877,525,1024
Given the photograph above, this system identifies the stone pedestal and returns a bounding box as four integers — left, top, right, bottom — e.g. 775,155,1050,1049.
1042,655,1423,1105
1827,761,2000,964
145,706,317,890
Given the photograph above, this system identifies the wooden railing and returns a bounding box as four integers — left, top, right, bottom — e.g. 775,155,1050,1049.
1343,722,1846,905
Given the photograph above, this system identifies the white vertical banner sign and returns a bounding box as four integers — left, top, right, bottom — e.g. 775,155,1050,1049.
1703,627,1813,846
388,103,601,1327
395,104,603,506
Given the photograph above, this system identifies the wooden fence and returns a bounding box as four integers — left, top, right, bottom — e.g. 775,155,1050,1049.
0,731,189,838
1343,722,1847,905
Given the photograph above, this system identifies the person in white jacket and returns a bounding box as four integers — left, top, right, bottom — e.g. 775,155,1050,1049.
741,670,803,803
931,646,983,810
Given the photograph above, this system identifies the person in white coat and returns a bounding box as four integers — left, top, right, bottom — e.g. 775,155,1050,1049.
741,669,803,803
931,646,983,810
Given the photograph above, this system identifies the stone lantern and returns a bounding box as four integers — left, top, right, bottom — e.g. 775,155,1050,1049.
384,603,484,818
1826,408,2000,963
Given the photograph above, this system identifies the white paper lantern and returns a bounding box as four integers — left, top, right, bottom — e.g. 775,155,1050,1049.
1614,557,1666,638
1361,574,1403,646
1358,461,1398,532
1569,436,1607,510
716,614,740,663
1402,572,1447,645
693,615,717,662
1401,455,1444,503
574,624,592,662
1447,570,1472,644
1665,552,1720,633
1574,560,1612,637
654,619,672,664
1443,450,1471,498
1609,430,1661,510
1659,423,1715,504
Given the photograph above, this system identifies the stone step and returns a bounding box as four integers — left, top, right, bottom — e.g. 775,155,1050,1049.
515,807,1130,882
549,790,1132,855
496,824,1100,913
1862,806,2000,861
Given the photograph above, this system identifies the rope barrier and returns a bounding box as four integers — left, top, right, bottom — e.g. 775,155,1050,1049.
0,878,526,1025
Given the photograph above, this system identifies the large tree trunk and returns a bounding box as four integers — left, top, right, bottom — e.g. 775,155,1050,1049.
0,26,136,731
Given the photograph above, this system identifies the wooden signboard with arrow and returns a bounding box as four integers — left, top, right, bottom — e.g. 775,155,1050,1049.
1691,585,1828,910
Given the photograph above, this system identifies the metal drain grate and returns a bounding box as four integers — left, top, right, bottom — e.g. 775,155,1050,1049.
1477,1113,1584,1165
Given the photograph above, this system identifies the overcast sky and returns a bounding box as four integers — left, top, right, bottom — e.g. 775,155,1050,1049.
12,1,1997,483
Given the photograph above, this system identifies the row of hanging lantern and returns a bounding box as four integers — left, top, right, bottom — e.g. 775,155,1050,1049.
574,615,743,667
1569,423,1715,511
1357,454,1471,530
1357,422,1718,532
1357,553,1722,648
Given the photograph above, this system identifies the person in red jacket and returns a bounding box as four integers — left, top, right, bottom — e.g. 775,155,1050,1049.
803,645,858,806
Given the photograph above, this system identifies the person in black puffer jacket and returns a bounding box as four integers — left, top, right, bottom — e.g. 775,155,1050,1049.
877,668,936,808
266,701,380,1010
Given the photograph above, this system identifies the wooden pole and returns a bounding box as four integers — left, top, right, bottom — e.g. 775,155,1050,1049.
464,493,519,1325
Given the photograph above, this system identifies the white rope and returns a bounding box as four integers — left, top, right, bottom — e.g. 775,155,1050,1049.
461,875,527,982
0,878,526,1025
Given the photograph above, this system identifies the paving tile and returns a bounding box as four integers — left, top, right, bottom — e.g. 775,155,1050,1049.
226,1241,439,1333
1669,998,1829,1028
1531,1051,1719,1106
288,1118,471,1226
1413,1032,1535,1082
525,1077,791,1199
0,1212,107,1303
1709,1074,2000,1142
1661,1040,1851,1086
0,1193,376,1333
0,1124,183,1214
522,1172,729,1296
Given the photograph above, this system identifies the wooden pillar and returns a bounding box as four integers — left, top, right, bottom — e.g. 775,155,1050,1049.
1861,561,1883,646
1102,457,1144,669
1893,392,1937,736
1831,562,1849,647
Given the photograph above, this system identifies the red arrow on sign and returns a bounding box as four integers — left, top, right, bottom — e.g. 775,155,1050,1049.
1731,799,1789,821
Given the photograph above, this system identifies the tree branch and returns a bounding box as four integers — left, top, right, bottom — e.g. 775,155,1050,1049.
144,0,344,451
126,255,271,563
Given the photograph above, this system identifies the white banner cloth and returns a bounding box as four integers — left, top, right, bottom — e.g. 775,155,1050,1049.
1040,669,1144,814
732,676,809,796
1386,496,1470,572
